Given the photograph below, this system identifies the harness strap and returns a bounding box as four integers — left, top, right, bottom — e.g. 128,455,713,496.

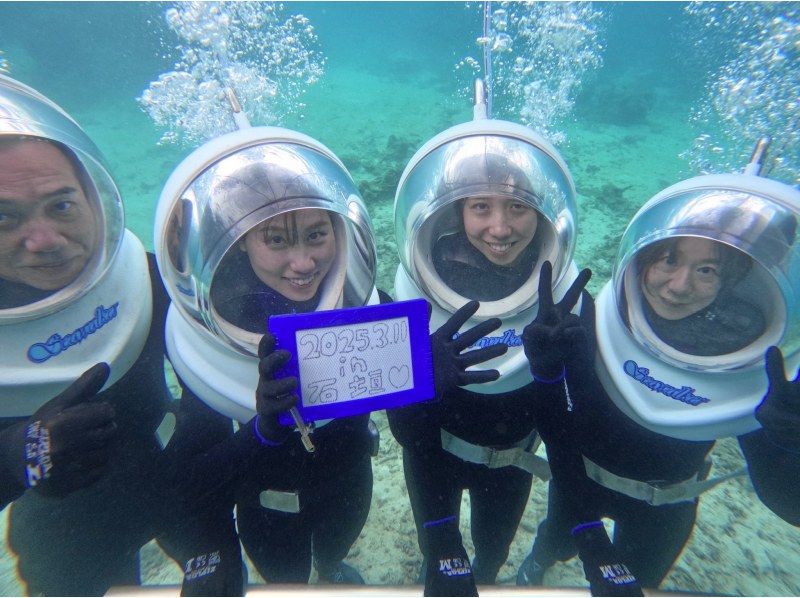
582,455,748,506
440,428,552,481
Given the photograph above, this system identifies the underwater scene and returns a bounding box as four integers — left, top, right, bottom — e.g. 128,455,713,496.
1,1,800,596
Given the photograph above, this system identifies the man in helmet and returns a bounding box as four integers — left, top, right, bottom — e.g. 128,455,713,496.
0,76,177,596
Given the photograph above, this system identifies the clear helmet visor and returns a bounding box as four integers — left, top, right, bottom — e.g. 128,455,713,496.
0,75,124,321
156,131,377,356
614,176,800,371
395,122,577,318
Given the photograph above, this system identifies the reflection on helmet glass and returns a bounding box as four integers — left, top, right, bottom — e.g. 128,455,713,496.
432,196,541,301
166,198,192,275
210,209,340,334
156,135,376,357
626,237,772,358
0,137,99,309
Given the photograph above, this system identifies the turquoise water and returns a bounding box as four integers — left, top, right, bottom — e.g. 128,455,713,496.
2,2,800,595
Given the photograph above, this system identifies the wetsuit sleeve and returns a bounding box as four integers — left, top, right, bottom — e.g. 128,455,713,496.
157,388,248,597
531,292,602,522
0,420,28,508
161,382,267,509
738,429,800,526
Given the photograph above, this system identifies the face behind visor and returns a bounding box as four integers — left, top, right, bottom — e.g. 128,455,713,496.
155,127,377,358
394,118,577,320
0,75,124,321
595,172,800,440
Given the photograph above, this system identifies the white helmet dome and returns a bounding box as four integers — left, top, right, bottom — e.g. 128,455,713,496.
394,119,577,319
614,173,800,372
154,127,377,357
0,74,124,322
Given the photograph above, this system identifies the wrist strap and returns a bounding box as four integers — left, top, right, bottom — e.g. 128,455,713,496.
253,416,283,447
533,366,566,384
571,520,603,536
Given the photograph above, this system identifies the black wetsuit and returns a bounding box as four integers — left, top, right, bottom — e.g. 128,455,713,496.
1,254,175,596
164,386,374,592
642,295,765,357
163,258,385,592
530,294,800,587
388,382,540,583
387,233,543,583
432,232,538,301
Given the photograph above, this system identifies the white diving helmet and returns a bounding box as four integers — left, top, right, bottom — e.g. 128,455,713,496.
155,126,378,423
0,75,152,417
595,139,800,440
394,80,581,394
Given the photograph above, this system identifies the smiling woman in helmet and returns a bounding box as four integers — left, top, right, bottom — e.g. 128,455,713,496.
634,236,763,356
432,195,540,301
211,209,338,330
517,171,800,591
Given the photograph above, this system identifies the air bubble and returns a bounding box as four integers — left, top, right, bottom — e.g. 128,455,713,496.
138,1,325,146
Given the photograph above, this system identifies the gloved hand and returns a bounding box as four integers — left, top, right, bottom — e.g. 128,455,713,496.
0,362,115,498
253,332,298,446
423,517,478,597
430,300,508,399
572,522,643,597
755,346,800,453
522,261,591,382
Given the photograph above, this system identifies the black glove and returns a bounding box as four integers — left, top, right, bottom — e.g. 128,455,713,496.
430,300,508,399
755,346,800,453
0,362,115,498
573,522,643,597
522,261,592,382
423,517,478,597
253,332,298,446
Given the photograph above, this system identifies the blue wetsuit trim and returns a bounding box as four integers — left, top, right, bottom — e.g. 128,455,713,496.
423,516,456,528
253,416,283,447
571,521,604,536
533,366,566,384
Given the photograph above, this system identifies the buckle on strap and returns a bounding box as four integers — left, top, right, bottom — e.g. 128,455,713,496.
582,456,747,507
260,489,301,513
440,429,551,480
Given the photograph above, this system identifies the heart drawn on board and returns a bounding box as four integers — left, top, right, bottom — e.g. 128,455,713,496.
388,365,410,388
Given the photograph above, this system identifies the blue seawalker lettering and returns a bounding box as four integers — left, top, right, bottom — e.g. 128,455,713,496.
454,328,522,349
623,360,710,406
27,303,120,363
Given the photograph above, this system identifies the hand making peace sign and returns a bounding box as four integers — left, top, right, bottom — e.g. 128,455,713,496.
522,261,592,383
